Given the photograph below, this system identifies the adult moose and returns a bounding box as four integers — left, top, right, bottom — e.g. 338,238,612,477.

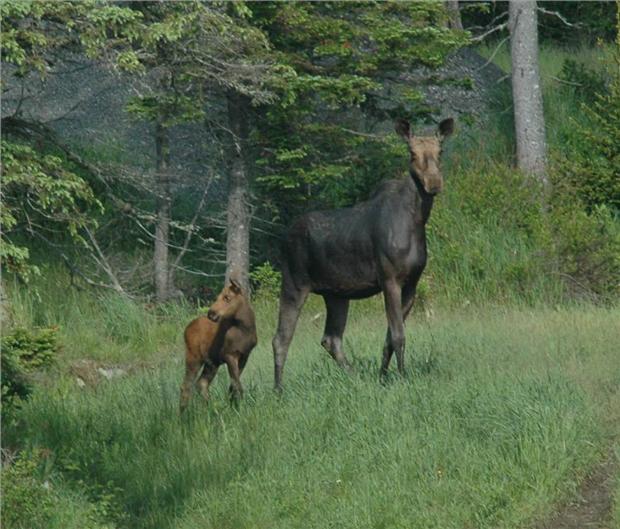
272,118,454,390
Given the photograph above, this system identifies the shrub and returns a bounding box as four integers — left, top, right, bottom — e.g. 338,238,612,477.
546,197,620,300
560,58,607,103
1,326,59,418
1,449,116,529
250,261,282,298
555,32,620,211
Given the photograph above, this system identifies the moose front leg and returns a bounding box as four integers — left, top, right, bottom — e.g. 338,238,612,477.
179,360,201,414
381,279,406,376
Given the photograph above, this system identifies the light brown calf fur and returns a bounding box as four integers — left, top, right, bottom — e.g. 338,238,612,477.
179,279,257,413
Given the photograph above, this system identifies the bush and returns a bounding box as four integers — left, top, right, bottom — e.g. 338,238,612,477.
555,36,620,211
560,59,607,101
1,326,59,418
1,449,116,529
546,197,620,300
250,261,282,298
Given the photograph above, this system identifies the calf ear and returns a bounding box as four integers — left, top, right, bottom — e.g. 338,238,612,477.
438,118,454,139
395,119,411,141
229,278,242,294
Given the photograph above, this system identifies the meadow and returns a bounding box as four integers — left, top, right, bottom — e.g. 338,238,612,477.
3,41,620,529
4,273,620,529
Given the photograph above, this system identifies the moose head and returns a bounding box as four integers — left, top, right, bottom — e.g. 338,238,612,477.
207,278,244,323
395,118,454,195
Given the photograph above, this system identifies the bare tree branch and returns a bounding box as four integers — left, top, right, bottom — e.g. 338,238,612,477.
471,22,508,43
171,175,215,271
83,226,126,295
537,7,581,29
476,36,510,72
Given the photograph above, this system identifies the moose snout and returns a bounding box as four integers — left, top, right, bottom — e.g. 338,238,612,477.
424,177,443,195
207,309,219,322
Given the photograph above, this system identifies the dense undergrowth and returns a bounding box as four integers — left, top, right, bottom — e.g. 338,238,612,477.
2,43,619,529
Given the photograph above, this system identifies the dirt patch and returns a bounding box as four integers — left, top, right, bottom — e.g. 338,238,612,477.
536,452,618,529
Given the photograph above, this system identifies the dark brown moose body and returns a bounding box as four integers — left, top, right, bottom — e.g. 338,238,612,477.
272,118,454,390
179,279,257,412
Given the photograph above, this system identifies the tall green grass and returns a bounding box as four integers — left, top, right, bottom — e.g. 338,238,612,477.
5,302,619,529
5,266,192,364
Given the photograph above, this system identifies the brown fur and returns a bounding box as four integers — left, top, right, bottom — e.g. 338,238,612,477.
396,118,454,195
179,279,257,413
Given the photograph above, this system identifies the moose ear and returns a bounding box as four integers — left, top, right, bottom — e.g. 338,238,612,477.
229,278,242,294
438,118,454,139
395,119,411,141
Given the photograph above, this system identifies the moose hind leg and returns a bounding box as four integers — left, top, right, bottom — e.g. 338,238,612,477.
273,283,309,391
380,328,394,378
321,295,352,372
179,360,201,414
196,361,219,404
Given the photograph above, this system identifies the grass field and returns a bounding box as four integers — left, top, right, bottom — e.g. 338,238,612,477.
4,295,620,529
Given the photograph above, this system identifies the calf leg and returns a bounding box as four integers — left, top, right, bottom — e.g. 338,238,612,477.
273,282,309,391
179,360,201,414
196,361,219,404
321,295,352,372
381,279,405,376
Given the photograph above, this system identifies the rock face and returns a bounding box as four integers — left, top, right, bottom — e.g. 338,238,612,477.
2,59,223,197
409,47,507,121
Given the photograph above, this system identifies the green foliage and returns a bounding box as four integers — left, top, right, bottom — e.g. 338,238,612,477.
252,2,468,221
1,326,59,417
427,163,551,304
547,199,620,300
249,261,282,298
554,52,620,211
0,0,141,78
560,58,607,103
1,449,116,529
126,95,205,126
0,139,102,279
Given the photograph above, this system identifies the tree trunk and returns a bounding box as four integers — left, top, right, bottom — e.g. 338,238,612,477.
225,92,251,294
445,1,463,31
153,120,174,302
509,0,548,186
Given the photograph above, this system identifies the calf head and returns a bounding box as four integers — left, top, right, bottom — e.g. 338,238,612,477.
395,118,454,195
207,279,244,323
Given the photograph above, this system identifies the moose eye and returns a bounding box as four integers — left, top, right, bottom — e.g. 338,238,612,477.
224,296,231,302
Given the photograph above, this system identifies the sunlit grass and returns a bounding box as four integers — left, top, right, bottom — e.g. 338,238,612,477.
5,301,619,529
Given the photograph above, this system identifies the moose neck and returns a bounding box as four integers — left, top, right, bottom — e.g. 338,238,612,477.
231,300,256,333
410,170,435,225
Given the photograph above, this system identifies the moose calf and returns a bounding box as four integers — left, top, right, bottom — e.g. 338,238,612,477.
179,279,257,413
